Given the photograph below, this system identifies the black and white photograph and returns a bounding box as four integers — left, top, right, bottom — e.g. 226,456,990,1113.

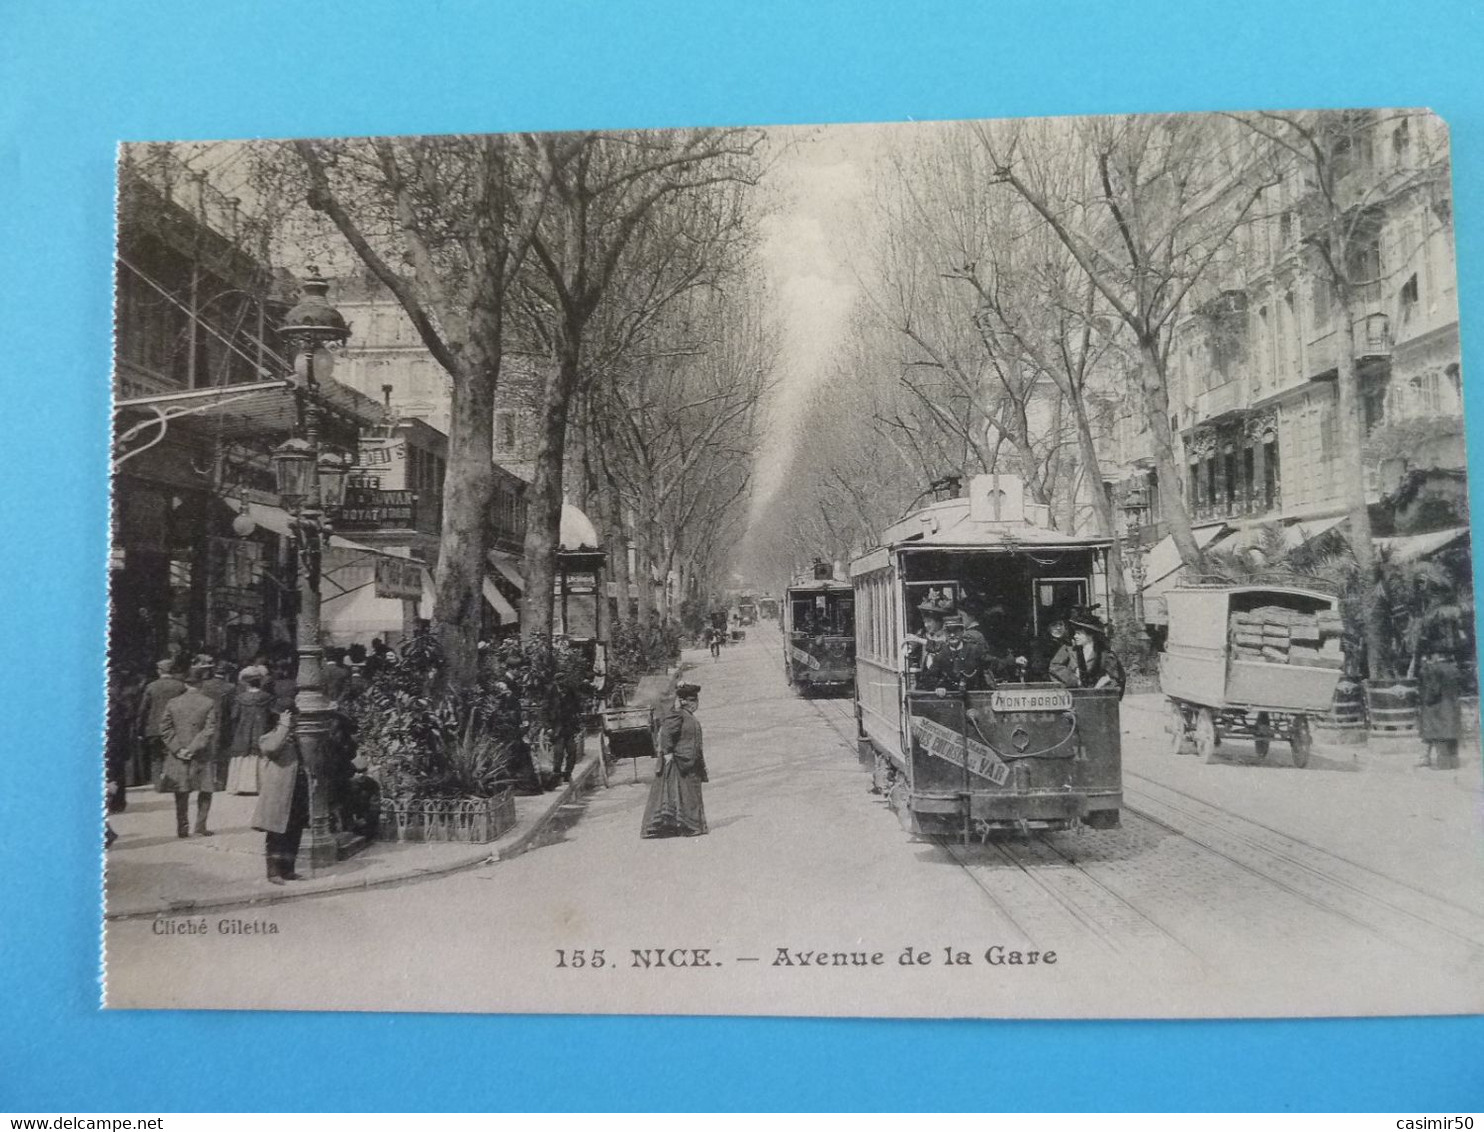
102,110,1484,1018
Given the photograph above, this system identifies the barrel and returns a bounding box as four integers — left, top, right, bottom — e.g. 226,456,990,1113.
1364,677,1420,741
1315,677,1367,745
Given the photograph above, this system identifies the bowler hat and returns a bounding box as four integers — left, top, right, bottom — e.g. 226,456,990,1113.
676,682,702,699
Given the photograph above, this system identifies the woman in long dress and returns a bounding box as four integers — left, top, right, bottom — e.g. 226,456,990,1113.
641,683,708,838
224,675,273,794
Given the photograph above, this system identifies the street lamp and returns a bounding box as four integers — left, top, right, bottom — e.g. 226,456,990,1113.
275,267,351,873
1120,482,1150,641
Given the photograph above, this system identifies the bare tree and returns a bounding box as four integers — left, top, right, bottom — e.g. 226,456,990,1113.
1228,108,1452,676
982,115,1279,567
515,128,765,638
287,136,546,686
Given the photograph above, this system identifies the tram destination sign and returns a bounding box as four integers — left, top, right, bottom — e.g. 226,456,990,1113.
990,687,1073,714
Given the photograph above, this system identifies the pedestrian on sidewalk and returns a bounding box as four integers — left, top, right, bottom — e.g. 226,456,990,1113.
1418,648,1462,770
252,710,308,883
224,674,273,794
137,659,186,792
158,663,221,838
641,682,708,838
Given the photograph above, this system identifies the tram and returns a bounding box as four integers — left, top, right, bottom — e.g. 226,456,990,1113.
757,595,780,621
851,474,1122,839
784,560,856,695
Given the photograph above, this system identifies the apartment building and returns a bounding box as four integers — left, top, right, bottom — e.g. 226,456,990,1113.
1100,110,1462,611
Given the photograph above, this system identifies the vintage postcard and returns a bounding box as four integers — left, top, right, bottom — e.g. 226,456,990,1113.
103,109,1484,1018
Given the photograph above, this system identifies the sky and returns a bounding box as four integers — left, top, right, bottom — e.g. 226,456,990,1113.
746,123,887,527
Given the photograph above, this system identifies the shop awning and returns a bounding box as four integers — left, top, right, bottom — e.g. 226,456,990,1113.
244,501,400,554
1283,513,1350,549
482,576,518,623
114,378,381,447
1374,526,1470,562
487,550,525,591
1137,523,1229,625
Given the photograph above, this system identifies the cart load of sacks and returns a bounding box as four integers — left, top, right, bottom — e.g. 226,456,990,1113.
1228,606,1345,668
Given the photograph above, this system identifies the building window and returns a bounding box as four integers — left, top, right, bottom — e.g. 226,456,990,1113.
1223,448,1239,509
1314,276,1334,326
1400,273,1419,328
1392,119,1411,165
494,410,517,455
1263,438,1280,510
1242,447,1256,509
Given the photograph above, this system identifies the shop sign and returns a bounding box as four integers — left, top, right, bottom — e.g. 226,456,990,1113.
339,488,418,531
374,556,423,600
563,571,598,592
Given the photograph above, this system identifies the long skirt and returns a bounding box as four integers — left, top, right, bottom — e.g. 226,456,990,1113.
224,753,262,795
641,761,707,838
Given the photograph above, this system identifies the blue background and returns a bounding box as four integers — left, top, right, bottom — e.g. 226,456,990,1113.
3,0,1483,1112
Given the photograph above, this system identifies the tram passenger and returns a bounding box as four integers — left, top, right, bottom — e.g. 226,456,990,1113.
903,605,947,673
1066,615,1126,698
923,614,993,694
1044,620,1078,686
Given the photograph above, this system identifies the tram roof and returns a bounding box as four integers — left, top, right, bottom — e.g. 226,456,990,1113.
851,496,1111,571
785,577,852,594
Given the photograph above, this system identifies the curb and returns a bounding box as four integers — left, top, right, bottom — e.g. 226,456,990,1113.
106,750,603,922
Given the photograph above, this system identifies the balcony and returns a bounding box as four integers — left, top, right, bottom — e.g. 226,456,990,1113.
1194,379,1244,424
1307,311,1392,379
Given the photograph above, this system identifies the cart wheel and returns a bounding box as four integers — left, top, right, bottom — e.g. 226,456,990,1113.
1194,707,1218,761
1168,702,1190,755
1290,715,1312,768
1253,711,1272,759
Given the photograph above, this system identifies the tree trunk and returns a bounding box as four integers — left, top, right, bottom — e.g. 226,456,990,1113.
1069,394,1128,607
1334,298,1388,676
520,351,575,639
633,511,657,628
432,359,496,687
1138,338,1203,568
598,476,631,629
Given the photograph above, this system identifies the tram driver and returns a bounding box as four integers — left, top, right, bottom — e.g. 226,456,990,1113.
922,613,994,694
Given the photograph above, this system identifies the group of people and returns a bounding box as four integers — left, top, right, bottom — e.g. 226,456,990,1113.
106,640,388,882
906,598,1125,698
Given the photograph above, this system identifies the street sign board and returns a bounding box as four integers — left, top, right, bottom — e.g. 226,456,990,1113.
374,555,423,600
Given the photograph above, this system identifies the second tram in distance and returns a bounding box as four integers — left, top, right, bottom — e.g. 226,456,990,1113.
783,559,856,696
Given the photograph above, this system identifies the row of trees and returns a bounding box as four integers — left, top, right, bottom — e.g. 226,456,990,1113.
214,130,771,686
751,109,1451,677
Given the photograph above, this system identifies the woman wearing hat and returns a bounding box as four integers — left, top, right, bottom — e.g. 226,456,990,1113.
641,682,708,838
1064,616,1126,698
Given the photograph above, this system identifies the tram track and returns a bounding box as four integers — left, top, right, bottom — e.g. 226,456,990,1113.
764,631,1484,970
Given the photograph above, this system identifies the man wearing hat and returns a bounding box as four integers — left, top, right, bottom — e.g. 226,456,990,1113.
137,659,187,789
158,664,222,838
641,682,709,838
923,614,992,694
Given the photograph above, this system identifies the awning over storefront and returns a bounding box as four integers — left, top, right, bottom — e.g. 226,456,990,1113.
486,550,525,592
243,501,397,554
1137,523,1229,625
482,576,518,622
1375,526,1470,562
114,378,381,450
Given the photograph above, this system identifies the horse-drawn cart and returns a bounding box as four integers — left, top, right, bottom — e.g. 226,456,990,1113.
1161,581,1345,768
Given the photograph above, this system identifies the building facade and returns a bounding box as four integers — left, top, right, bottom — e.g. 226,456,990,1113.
1099,110,1462,608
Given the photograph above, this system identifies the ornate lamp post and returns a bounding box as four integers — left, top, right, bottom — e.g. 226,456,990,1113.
273,268,351,873
1120,482,1150,641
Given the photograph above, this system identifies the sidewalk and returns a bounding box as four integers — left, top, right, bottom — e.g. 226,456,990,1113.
104,740,602,921
1123,690,1483,776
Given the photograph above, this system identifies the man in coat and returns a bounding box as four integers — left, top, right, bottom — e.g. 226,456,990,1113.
251,710,308,883
1418,649,1462,770
158,664,221,838
641,682,708,838
137,660,186,787
923,615,992,694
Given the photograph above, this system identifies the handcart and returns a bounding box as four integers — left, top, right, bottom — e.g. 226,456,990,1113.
600,673,675,782
1161,581,1345,769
